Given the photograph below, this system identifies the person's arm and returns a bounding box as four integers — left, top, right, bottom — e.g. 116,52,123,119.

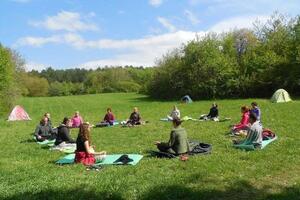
167,131,176,148
137,113,141,121
84,141,105,155
207,108,213,117
34,125,41,137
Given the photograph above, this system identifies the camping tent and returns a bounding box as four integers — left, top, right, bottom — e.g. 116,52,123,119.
181,95,193,103
271,89,292,103
8,105,31,121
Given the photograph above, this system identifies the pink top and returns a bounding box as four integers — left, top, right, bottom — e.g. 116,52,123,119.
234,111,250,130
71,116,83,128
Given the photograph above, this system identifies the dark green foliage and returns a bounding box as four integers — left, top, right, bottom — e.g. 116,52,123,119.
31,66,154,96
147,13,300,99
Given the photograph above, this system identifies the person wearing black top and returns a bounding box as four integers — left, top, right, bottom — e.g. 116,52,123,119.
126,107,141,126
200,103,219,121
54,117,75,146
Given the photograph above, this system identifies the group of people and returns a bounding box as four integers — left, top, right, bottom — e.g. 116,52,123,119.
231,102,263,147
34,108,145,165
33,101,264,166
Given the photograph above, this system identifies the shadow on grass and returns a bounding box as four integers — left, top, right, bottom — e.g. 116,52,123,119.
2,188,124,200
2,180,299,200
141,180,300,200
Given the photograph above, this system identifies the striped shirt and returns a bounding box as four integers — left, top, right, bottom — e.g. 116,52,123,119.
244,121,263,146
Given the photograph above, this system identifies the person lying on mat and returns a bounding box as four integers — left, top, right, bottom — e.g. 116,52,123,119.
71,111,83,128
250,102,261,121
154,117,190,155
126,107,142,126
233,112,263,147
231,106,250,134
95,108,115,127
75,122,106,165
54,117,75,146
200,103,219,121
34,116,56,142
167,105,180,121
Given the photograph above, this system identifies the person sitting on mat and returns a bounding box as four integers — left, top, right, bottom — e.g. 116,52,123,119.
200,103,219,121
167,105,180,121
71,111,83,128
250,102,261,121
231,106,250,134
233,112,263,147
34,116,56,142
95,108,116,127
154,117,190,155
54,117,75,146
44,112,53,127
75,122,106,166
126,107,142,126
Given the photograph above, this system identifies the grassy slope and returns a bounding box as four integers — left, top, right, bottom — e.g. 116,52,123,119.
0,93,299,200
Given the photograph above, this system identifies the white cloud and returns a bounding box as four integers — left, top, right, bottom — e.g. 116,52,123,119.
157,17,176,32
77,31,204,68
149,0,163,7
16,13,275,69
25,61,49,72
209,15,269,33
184,10,201,25
15,35,62,47
16,30,204,68
29,11,98,32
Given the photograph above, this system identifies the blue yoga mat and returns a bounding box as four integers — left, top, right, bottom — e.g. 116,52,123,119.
56,153,143,165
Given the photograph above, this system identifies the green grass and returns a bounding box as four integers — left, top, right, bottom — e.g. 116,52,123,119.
0,93,299,200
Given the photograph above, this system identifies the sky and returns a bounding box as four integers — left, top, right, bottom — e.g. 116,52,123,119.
0,0,300,71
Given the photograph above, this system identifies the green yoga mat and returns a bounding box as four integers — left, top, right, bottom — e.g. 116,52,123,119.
95,154,143,166
234,136,278,151
37,139,55,145
56,154,143,165
56,153,75,164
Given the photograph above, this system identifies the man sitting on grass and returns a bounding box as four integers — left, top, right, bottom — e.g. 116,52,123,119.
233,112,263,148
154,117,190,155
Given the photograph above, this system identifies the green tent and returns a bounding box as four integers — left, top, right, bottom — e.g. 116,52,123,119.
270,89,292,103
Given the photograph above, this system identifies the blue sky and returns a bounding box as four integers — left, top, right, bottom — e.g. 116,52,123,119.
1,0,300,71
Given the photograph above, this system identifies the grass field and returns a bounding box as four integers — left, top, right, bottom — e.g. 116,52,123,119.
0,93,299,200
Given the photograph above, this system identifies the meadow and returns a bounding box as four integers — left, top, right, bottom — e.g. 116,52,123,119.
0,93,299,200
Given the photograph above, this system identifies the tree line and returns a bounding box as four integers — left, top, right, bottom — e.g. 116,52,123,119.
148,13,300,99
0,13,299,116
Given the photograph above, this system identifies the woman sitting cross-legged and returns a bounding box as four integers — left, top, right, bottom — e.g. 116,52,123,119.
75,122,106,166
34,116,56,142
154,117,190,155
71,111,83,128
54,117,76,148
231,106,250,135
95,108,116,127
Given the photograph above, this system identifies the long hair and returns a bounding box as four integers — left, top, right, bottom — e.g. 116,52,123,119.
241,106,249,112
79,123,91,144
40,117,47,126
